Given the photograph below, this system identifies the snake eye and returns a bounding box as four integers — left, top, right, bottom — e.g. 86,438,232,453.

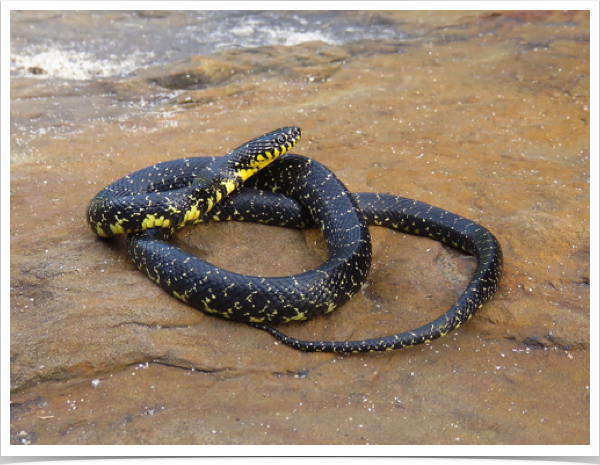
277,134,287,144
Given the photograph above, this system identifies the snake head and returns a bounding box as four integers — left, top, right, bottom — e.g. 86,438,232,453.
228,127,302,181
245,126,302,158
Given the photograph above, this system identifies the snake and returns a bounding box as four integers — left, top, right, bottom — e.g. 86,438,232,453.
87,127,503,353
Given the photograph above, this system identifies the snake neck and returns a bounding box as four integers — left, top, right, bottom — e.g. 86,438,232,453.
87,126,301,238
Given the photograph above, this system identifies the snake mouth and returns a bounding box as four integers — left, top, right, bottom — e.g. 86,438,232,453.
272,126,302,159
282,126,301,144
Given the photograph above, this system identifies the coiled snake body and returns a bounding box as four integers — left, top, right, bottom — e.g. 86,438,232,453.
87,127,502,353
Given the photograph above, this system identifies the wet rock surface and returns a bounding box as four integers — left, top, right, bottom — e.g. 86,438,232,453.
9,11,590,444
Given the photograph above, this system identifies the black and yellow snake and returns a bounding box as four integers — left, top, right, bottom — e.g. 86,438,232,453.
87,127,502,353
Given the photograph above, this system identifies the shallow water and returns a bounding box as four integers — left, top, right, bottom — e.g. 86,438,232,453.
10,10,413,152
10,10,590,446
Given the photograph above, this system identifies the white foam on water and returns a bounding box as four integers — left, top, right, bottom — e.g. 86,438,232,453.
10,45,153,80
276,30,339,47
226,19,340,48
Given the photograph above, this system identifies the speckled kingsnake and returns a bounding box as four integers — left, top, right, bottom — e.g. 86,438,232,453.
88,127,503,353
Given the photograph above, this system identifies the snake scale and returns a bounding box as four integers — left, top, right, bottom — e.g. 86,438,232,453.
87,127,502,353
